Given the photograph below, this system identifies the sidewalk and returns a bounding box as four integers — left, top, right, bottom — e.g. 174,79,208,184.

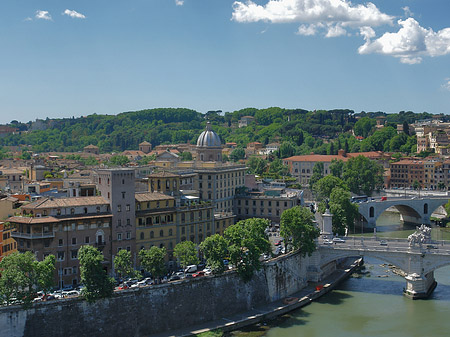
151,258,362,337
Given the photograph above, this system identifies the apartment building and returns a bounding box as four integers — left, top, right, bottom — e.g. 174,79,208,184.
6,196,112,287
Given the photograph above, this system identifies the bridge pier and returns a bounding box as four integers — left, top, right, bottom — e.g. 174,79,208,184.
404,271,437,299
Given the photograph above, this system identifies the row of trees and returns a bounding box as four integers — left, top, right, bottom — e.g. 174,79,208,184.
0,108,426,156
1,211,320,307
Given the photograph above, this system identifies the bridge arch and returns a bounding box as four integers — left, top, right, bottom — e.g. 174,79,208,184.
423,259,450,275
319,248,409,274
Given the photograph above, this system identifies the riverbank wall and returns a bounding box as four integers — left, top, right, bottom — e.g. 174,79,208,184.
0,251,322,337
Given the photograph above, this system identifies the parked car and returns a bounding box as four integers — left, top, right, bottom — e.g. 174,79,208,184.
274,239,283,246
203,268,212,275
169,274,181,282
323,239,333,245
427,244,438,249
380,240,388,246
332,237,346,243
118,284,129,290
184,264,197,273
192,271,205,278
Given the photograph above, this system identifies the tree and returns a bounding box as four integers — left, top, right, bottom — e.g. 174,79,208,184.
312,175,348,201
173,241,199,269
267,158,288,178
78,245,115,302
114,249,140,280
279,141,296,158
138,246,167,279
247,156,267,175
224,218,271,281
402,121,410,135
342,155,384,196
280,206,320,256
108,155,130,166
309,162,324,190
180,151,193,161
329,159,344,178
199,234,228,274
354,117,376,138
328,187,359,235
229,147,245,162
0,252,55,307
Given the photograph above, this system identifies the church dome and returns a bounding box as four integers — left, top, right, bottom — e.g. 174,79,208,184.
196,122,221,147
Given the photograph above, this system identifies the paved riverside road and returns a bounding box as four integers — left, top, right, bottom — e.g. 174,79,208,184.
319,236,450,254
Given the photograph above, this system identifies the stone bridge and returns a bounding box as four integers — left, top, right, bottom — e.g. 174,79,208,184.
315,237,450,299
357,196,448,228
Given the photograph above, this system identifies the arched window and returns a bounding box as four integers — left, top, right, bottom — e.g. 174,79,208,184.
424,203,428,214
369,207,374,218
150,231,154,238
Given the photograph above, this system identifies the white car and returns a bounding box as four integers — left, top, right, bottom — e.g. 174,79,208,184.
332,238,346,243
323,239,333,245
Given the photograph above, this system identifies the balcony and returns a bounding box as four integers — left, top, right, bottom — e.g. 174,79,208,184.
11,231,55,239
94,241,107,248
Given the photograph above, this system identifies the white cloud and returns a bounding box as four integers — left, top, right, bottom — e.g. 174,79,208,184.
402,6,413,18
232,0,394,29
297,24,320,36
63,9,86,19
175,0,184,6
325,24,347,38
358,18,450,64
24,17,33,22
442,78,450,91
36,10,52,21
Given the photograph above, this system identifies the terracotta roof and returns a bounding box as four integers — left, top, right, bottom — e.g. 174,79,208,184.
84,144,99,149
139,141,151,145
148,171,180,178
391,159,424,165
7,216,60,224
122,150,146,156
284,154,349,162
135,192,174,202
21,196,109,210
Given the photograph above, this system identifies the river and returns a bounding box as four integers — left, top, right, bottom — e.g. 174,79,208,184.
231,211,450,337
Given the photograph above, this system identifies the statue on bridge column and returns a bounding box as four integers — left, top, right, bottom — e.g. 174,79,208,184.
407,224,432,248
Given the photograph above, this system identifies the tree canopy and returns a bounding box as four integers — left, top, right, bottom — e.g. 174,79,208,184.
343,155,384,196
280,206,320,256
224,218,271,282
173,241,199,269
138,246,167,278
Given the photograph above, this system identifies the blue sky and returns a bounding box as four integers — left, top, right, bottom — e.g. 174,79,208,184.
1,0,450,124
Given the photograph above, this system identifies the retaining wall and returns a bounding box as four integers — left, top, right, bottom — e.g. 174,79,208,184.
0,251,312,337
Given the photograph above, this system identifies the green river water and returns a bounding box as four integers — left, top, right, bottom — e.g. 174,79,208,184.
232,211,450,337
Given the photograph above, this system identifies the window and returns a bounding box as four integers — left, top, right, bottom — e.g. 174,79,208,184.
122,192,126,199
127,218,130,226
58,239,63,247
70,208,75,215
85,236,90,244
57,251,65,261
72,266,77,275
140,232,144,240
150,231,154,238
169,229,173,236
117,205,122,212
72,237,76,245
96,206,101,213
57,209,61,215
126,232,131,240
117,233,122,241
118,219,122,226
71,250,78,259
84,207,88,214
160,230,164,237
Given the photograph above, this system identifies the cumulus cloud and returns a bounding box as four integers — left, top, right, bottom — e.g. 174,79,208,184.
297,24,320,36
402,6,413,18
325,24,347,38
36,10,52,21
63,9,86,19
358,18,450,64
441,78,450,91
175,0,184,6
232,0,394,30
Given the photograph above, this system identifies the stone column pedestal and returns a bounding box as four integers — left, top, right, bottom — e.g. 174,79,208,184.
404,271,437,299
